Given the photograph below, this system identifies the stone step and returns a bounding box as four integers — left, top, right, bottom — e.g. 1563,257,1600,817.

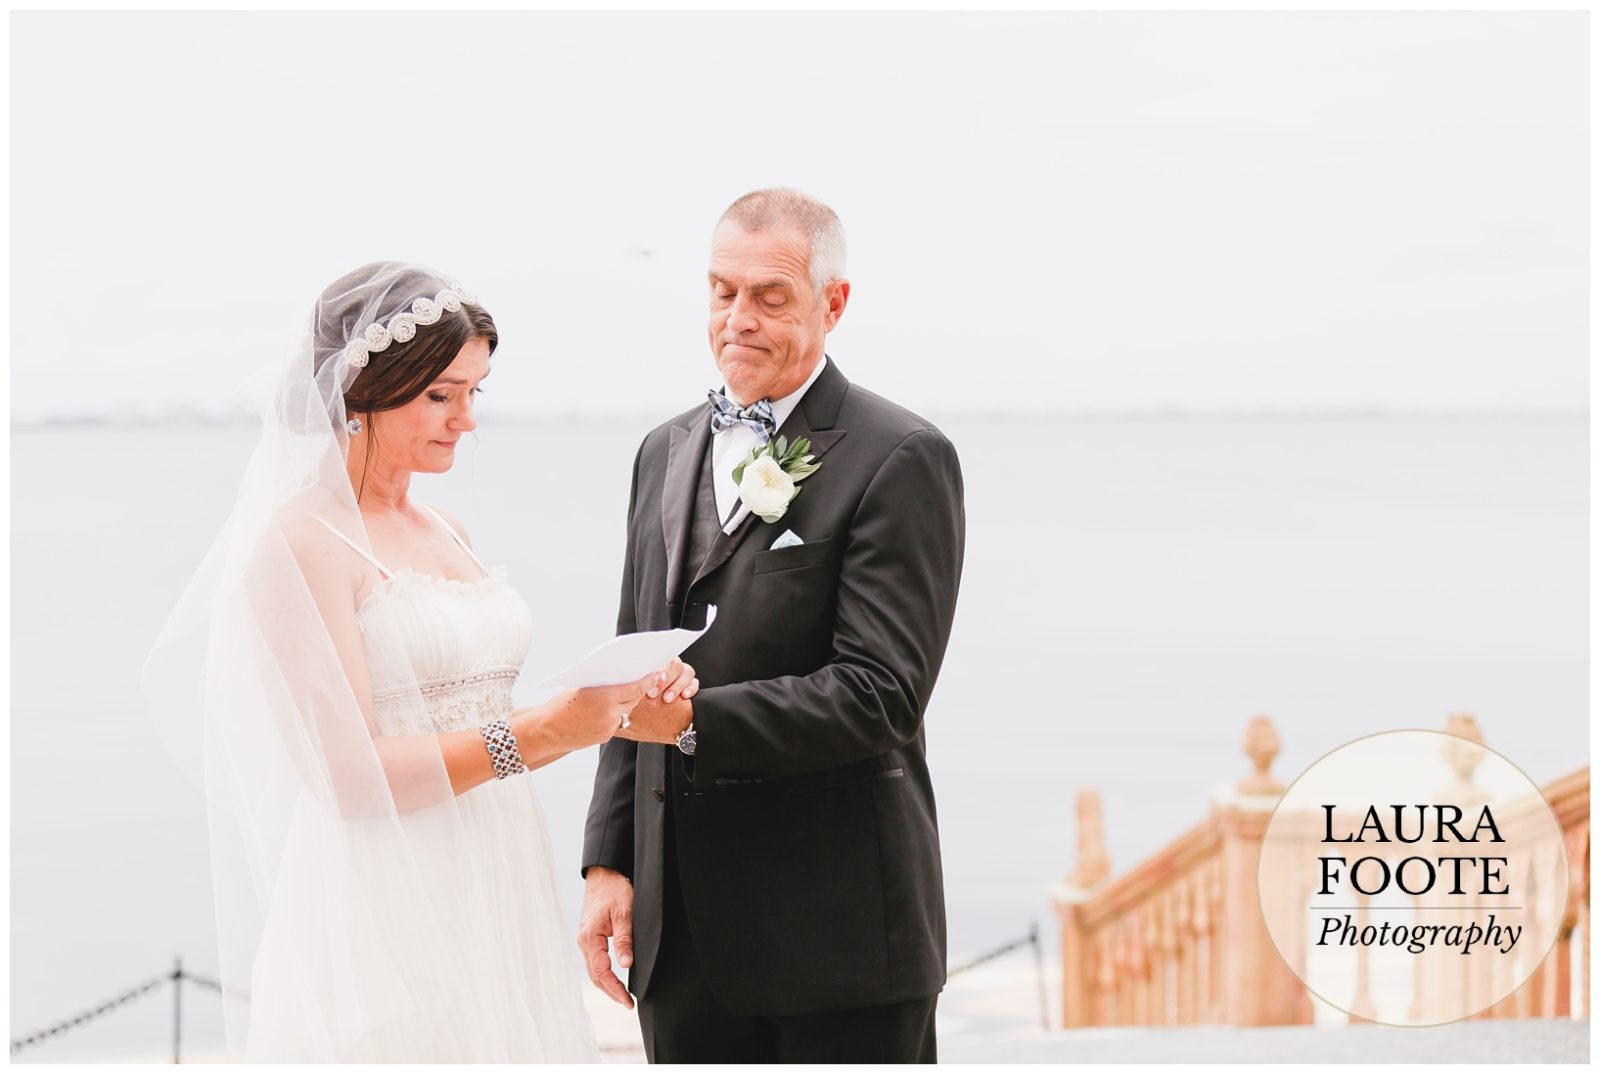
938,1018,1590,1064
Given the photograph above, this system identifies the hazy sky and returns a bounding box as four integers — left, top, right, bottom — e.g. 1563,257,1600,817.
10,10,1587,422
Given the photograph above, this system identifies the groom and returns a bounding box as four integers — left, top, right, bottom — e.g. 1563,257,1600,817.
579,188,965,1063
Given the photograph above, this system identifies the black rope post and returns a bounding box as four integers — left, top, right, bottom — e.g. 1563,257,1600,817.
171,955,182,1064
1030,921,1050,1032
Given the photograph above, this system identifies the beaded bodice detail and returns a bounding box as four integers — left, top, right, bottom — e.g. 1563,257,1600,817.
357,569,533,737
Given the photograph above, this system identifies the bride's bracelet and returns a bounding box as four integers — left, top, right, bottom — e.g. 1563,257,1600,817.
479,714,529,779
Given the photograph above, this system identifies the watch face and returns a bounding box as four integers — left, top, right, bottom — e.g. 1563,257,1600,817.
678,729,697,756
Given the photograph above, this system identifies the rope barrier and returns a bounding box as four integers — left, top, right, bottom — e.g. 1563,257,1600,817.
178,973,222,994
16,927,1057,1054
10,973,170,1054
948,930,1037,977
178,972,250,1003
9,961,250,1058
946,922,1052,1031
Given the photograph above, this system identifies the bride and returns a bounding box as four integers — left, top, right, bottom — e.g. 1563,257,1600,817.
146,262,693,1061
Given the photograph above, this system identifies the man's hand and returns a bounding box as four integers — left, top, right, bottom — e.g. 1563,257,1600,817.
617,693,693,745
577,866,636,1009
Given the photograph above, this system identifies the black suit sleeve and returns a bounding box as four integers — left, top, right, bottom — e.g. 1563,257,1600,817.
581,441,645,879
689,428,965,785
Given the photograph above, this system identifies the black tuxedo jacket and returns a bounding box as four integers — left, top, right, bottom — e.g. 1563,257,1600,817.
582,360,965,1017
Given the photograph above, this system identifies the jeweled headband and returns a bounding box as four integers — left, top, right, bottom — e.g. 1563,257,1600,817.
342,283,477,370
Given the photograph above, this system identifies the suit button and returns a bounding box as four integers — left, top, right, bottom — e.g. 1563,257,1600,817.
651,787,665,802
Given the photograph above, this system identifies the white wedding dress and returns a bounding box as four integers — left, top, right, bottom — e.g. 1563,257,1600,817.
242,511,599,1062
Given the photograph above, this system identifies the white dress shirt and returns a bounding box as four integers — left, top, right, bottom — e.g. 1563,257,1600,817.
711,356,829,534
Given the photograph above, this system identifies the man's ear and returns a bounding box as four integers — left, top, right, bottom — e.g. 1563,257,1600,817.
822,279,850,332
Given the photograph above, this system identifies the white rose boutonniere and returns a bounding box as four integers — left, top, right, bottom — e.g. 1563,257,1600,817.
731,436,822,524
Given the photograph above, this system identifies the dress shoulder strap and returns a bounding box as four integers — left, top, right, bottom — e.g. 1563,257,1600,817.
312,516,395,580
422,504,490,578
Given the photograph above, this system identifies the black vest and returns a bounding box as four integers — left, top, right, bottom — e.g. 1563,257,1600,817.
685,438,726,591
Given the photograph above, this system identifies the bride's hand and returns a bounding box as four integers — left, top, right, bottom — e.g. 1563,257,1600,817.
645,656,699,706
539,673,658,750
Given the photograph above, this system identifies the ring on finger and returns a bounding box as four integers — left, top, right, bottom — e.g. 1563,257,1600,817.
621,713,631,730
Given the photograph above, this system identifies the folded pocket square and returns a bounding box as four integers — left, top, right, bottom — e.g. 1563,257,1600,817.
771,529,805,549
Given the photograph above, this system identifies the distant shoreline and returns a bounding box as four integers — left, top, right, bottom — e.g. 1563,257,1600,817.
11,410,1590,432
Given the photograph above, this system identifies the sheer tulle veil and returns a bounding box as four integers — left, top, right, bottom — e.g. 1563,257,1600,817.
143,264,590,1059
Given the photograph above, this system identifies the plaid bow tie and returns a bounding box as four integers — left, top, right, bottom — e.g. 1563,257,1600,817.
707,390,777,443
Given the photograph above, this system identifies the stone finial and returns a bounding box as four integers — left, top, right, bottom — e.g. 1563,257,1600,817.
1439,712,1488,804
1066,789,1111,889
1237,715,1284,795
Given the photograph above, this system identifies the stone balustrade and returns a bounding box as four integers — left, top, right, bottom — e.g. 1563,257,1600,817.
1050,715,1589,1029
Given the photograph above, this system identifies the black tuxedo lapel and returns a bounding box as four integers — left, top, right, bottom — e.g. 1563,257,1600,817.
691,360,851,589
662,418,712,606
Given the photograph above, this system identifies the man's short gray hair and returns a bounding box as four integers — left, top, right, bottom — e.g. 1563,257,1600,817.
717,188,847,298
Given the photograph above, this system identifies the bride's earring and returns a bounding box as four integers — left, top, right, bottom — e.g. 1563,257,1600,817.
347,417,363,435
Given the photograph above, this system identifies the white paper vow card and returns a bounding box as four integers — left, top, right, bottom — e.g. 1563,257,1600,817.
538,606,717,689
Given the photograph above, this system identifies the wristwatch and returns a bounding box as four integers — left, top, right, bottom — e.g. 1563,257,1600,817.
674,722,697,756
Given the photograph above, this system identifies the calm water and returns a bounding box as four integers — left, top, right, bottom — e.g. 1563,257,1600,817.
10,416,1587,1058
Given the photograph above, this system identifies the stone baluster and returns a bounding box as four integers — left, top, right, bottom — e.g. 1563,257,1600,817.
1348,889,1376,1023
1498,848,1535,1019
1564,819,1589,1018
1209,858,1226,1023
1526,836,1564,1017
1115,920,1136,1025
1139,909,1164,1024
1158,890,1179,1024
1092,929,1116,1026
1175,876,1196,1023
1553,825,1579,1017
1574,825,1587,1017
